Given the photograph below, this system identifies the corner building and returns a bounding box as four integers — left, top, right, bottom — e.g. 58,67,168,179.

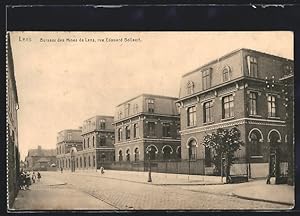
113,94,181,171
56,129,83,171
177,49,293,178
76,116,115,170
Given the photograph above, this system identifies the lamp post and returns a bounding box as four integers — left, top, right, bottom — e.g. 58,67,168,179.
146,148,152,182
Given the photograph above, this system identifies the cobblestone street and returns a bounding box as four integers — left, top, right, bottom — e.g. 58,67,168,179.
13,171,292,210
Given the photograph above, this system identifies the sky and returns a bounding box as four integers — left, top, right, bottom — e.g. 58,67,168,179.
10,31,293,161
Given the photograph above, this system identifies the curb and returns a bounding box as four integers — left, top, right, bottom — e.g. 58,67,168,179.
75,172,223,186
231,193,294,206
48,182,67,186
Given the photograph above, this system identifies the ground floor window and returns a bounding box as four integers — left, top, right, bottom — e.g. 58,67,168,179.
134,148,139,161
163,145,172,160
188,140,197,160
119,150,123,161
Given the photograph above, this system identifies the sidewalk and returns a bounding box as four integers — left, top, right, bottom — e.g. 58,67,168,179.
231,180,294,206
75,170,294,206
74,169,224,185
12,174,116,210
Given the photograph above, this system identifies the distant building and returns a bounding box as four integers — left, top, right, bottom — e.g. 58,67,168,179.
56,129,83,171
176,48,294,178
25,145,56,171
76,116,115,170
113,94,181,171
7,33,20,208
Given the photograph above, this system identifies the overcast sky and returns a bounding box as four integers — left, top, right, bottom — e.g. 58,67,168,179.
10,31,293,160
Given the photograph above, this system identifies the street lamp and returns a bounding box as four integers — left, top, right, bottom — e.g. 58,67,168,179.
146,148,152,182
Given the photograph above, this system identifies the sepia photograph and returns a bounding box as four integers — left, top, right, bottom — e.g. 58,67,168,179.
7,31,294,211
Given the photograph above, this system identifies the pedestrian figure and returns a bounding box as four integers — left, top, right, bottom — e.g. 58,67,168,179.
19,172,26,190
37,172,41,182
32,172,36,183
25,172,31,190
100,167,104,174
61,167,63,173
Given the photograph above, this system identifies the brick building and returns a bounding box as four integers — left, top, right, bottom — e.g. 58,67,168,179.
176,48,293,178
25,145,56,171
56,129,83,171
112,94,181,171
76,116,115,170
7,33,20,208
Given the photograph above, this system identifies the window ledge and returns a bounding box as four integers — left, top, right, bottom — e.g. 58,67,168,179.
268,116,281,120
203,121,214,126
250,155,263,159
221,116,235,122
249,114,262,118
187,125,197,129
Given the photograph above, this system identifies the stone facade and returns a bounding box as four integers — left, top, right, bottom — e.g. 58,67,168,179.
56,129,83,171
113,94,181,167
7,33,20,208
25,145,56,171
177,48,293,178
76,116,115,170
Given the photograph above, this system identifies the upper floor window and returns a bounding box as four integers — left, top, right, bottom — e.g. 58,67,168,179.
124,103,130,117
133,123,139,138
125,125,131,140
118,111,123,120
203,101,213,123
147,99,155,113
100,136,106,146
148,122,156,136
247,56,258,77
83,139,85,149
100,119,106,129
162,123,171,137
222,95,234,119
202,69,211,90
92,136,95,147
118,128,122,141
187,106,196,126
187,81,195,95
133,104,139,114
222,66,231,82
67,132,72,140
267,95,277,117
249,92,258,115
87,137,90,148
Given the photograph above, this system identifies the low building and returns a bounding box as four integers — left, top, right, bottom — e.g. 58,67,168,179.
7,33,20,208
56,129,83,171
113,94,181,171
25,145,56,171
76,116,115,170
176,48,294,178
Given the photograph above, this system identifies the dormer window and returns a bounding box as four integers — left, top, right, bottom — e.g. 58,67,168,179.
247,56,258,77
283,64,293,76
187,81,195,95
222,65,231,82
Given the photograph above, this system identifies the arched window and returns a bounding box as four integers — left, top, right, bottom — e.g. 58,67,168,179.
87,137,90,148
187,81,195,95
134,148,139,161
118,128,122,141
133,123,139,138
205,147,212,166
119,150,123,161
269,130,281,148
163,146,172,160
126,149,130,161
126,126,131,140
188,140,197,160
250,131,262,156
147,145,157,160
92,136,95,147
223,66,231,82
